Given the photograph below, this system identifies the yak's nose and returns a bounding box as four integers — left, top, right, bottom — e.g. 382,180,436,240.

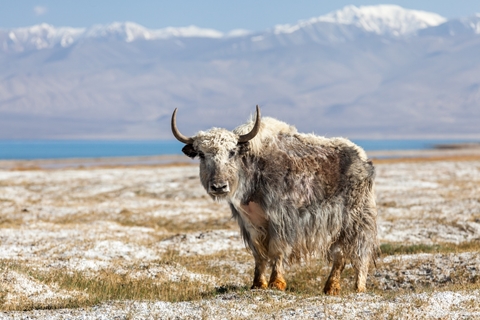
209,182,230,194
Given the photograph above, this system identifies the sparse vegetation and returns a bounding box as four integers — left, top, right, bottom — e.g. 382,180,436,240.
380,241,480,256
1,156,480,317
1,260,213,311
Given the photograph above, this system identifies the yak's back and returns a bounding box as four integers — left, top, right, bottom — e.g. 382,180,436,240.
234,115,373,182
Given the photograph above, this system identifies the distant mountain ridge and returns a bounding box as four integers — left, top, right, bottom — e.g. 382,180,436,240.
0,5,451,52
0,22,227,52
0,5,479,139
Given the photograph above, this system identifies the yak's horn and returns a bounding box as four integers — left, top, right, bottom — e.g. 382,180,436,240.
171,108,194,144
238,105,261,143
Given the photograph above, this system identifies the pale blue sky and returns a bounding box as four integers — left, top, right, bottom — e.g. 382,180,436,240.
1,1,480,31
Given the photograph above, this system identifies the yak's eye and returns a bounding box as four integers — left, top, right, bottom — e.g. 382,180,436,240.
228,150,236,158
198,151,205,159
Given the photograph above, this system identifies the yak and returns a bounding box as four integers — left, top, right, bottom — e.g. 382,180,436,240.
171,106,379,295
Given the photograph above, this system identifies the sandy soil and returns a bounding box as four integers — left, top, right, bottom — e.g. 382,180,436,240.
1,150,480,319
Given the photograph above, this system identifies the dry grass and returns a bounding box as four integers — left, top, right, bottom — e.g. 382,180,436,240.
116,208,237,234
1,260,212,311
372,154,480,164
380,241,480,256
2,245,480,313
0,216,23,228
2,157,480,317
0,247,254,311
8,165,43,171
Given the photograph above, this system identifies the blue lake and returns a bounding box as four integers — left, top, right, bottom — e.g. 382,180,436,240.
0,139,477,160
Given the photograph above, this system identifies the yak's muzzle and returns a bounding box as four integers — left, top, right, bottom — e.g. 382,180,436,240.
209,182,230,195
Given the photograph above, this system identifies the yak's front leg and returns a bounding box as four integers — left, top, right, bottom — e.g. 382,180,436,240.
266,229,288,290
323,245,345,295
251,253,268,289
268,256,287,290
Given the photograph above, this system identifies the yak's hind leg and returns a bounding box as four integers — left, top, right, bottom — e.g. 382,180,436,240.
323,244,345,295
351,201,378,293
351,225,377,293
353,255,369,293
251,253,268,289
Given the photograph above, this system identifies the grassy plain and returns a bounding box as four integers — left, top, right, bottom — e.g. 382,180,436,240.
1,152,480,318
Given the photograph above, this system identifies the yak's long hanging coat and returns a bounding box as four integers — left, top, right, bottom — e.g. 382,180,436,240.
172,106,379,294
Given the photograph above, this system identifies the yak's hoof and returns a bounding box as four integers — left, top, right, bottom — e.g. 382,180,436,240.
269,278,287,291
323,281,341,296
251,280,268,290
356,286,366,293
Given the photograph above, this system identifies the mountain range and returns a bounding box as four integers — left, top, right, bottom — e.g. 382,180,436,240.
1,4,480,139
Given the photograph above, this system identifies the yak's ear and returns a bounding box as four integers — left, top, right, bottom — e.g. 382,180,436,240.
237,141,250,155
182,144,197,159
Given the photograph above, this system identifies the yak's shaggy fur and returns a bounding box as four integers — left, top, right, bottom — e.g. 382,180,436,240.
176,112,379,294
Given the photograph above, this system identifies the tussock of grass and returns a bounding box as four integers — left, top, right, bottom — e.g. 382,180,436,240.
380,241,480,256
1,260,215,311
380,243,441,255
44,271,211,303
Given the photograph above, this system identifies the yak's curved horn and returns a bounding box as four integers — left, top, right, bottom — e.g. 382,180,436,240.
171,108,194,145
238,105,261,143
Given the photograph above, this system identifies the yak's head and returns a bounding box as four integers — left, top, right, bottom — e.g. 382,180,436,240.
171,106,261,200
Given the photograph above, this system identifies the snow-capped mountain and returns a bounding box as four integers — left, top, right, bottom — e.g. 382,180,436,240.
1,5,480,139
313,4,446,36
419,13,480,36
0,23,84,52
0,5,448,53
84,22,226,41
0,22,241,53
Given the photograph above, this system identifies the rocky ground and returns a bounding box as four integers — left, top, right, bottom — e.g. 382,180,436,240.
1,151,480,319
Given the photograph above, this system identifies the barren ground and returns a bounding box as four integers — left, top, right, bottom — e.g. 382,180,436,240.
1,150,480,319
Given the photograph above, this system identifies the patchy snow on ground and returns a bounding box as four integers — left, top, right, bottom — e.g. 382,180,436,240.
157,230,245,256
1,156,480,318
3,290,480,319
1,270,87,310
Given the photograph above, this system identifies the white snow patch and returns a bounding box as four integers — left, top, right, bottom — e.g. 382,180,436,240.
158,230,245,255
1,270,86,305
84,240,159,261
